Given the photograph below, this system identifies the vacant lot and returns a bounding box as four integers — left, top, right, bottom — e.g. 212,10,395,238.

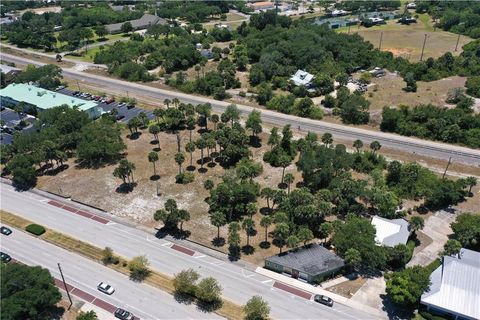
37,121,300,265
366,74,467,111
339,14,473,61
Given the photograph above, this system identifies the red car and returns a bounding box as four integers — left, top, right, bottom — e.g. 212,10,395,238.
105,98,115,104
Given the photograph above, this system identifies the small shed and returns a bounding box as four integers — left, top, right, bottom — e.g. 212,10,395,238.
290,70,315,87
265,243,344,283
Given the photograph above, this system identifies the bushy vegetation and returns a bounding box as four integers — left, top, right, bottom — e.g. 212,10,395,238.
381,101,480,149
25,223,46,236
14,64,62,90
450,213,480,251
416,1,480,39
154,1,229,23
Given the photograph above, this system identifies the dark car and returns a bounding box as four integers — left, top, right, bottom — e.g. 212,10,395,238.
116,114,125,121
126,104,135,110
314,294,333,307
114,308,133,320
0,252,12,263
0,226,12,235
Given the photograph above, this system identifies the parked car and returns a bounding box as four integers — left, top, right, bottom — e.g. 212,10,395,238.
94,96,101,101
116,114,125,121
72,91,80,96
117,102,127,108
314,294,333,307
97,282,115,295
126,104,135,110
55,85,65,91
105,98,115,104
114,308,134,320
0,252,12,263
0,226,12,235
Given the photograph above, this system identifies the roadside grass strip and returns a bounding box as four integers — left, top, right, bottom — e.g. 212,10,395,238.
0,210,244,320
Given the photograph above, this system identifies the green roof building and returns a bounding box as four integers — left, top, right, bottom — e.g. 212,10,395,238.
0,83,102,119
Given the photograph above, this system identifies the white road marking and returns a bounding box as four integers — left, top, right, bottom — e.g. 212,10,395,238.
193,254,206,259
262,279,273,284
161,242,172,247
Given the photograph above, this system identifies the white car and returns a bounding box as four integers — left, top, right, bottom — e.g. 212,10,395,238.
97,282,115,295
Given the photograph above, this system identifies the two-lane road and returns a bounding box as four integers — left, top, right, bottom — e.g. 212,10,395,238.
0,183,378,319
1,52,479,165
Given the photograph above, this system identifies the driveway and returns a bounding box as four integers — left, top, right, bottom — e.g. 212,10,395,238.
407,210,456,267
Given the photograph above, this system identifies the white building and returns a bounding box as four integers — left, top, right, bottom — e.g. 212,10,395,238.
421,248,480,320
290,70,315,87
371,216,410,247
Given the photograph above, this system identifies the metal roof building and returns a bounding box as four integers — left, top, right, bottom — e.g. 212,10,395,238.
371,216,410,247
290,70,315,87
0,83,102,119
105,14,167,34
265,243,344,283
421,248,480,320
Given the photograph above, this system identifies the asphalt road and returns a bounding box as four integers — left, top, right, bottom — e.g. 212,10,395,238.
0,183,377,320
1,52,479,166
0,226,222,320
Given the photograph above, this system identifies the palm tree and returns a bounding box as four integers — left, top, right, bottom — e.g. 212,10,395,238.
163,99,171,108
172,98,180,108
353,139,363,153
185,142,196,168
211,114,219,130
148,151,159,177
210,211,226,240
260,216,272,243
286,235,299,250
149,124,160,144
284,173,294,194
153,108,164,124
278,155,291,185
175,152,185,174
242,217,255,247
370,140,382,155
465,176,477,195
138,112,148,128
186,116,196,142
410,216,425,234
195,138,207,169
321,133,333,146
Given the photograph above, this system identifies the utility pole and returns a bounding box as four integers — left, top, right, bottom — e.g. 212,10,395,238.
126,90,130,99
57,263,73,310
378,32,383,50
76,80,81,92
442,157,452,179
420,33,427,61
454,33,461,51
347,24,351,34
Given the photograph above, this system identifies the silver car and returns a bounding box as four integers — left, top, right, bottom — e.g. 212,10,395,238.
97,282,115,295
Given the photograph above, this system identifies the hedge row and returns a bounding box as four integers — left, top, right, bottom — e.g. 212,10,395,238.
25,224,46,236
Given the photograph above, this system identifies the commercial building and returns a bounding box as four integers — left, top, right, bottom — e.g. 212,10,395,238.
265,243,344,283
249,1,275,11
371,216,410,247
105,14,168,34
0,83,102,119
421,248,480,320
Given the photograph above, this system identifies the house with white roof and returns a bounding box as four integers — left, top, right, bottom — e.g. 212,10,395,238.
421,248,480,320
290,70,315,87
371,216,410,247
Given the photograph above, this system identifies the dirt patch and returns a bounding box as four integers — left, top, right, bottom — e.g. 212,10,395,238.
366,73,466,110
325,276,367,298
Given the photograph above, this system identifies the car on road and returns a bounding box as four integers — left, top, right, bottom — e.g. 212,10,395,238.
114,308,134,320
314,294,333,307
97,282,115,295
0,252,12,263
1,226,12,235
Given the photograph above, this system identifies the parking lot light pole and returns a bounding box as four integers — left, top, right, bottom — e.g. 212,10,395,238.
57,263,73,310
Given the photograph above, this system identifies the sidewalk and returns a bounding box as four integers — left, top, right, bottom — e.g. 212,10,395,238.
255,267,387,319
79,303,116,320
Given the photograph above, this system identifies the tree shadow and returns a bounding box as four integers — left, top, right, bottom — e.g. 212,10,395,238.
127,132,142,140
259,241,271,249
174,292,195,305
197,157,211,165
296,181,305,188
278,182,287,189
186,165,196,172
210,152,219,158
150,175,160,181
115,182,137,193
150,139,159,145
241,245,255,255
380,293,415,320
44,304,66,320
211,237,225,247
207,162,216,168
44,164,69,176
249,136,262,148
153,147,161,152
197,299,223,313
228,245,240,261
198,167,208,174
260,207,272,215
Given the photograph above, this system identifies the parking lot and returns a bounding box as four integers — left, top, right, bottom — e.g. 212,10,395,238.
56,88,155,124
1,87,155,145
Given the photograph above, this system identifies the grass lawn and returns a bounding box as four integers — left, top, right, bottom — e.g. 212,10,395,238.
337,14,473,61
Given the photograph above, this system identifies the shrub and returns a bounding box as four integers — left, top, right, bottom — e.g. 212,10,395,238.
25,224,46,236
176,172,195,184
